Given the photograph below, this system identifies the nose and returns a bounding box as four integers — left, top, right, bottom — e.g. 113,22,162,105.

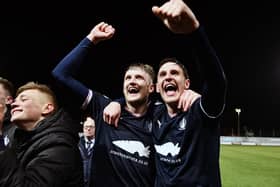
128,79,137,86
130,76,138,82
11,100,19,108
163,73,173,81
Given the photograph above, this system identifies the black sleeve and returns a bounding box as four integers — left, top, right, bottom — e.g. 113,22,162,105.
113,97,125,107
190,26,227,117
0,144,82,187
52,38,95,110
0,148,18,186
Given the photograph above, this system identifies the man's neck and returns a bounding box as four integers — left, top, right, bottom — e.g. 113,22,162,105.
16,117,44,131
166,103,180,118
85,136,94,141
125,102,149,117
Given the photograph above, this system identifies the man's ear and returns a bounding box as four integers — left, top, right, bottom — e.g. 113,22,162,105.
42,103,55,115
149,84,155,93
184,79,190,89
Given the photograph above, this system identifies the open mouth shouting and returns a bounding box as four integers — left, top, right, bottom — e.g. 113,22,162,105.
164,83,177,96
128,86,139,94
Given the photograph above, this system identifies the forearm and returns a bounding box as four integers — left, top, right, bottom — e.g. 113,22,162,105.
52,38,94,106
190,26,227,116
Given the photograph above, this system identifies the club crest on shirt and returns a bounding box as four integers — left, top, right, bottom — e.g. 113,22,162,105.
178,117,187,130
157,120,162,128
4,135,10,146
147,121,153,132
112,140,150,158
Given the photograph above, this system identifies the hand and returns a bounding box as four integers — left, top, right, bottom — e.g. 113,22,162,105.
152,0,200,34
177,89,201,111
103,102,121,127
87,22,115,44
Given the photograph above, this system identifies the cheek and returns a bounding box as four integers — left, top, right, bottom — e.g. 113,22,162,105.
28,105,41,111
156,84,160,93
123,83,128,92
25,105,43,116
156,80,163,92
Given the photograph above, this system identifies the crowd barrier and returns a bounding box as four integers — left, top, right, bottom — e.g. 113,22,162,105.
220,136,280,146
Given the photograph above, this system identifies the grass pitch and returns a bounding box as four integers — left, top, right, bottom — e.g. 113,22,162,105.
220,145,280,187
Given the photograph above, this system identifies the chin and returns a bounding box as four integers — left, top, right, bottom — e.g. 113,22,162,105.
127,97,140,102
10,116,22,123
10,117,16,122
162,95,178,103
10,119,19,124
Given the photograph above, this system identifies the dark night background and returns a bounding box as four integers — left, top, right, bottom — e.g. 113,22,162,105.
1,1,280,136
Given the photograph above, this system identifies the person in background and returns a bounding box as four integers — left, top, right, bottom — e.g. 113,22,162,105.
79,116,96,187
0,82,84,187
0,99,5,150
0,77,15,147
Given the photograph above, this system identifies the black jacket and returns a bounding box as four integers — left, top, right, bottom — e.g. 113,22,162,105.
0,108,83,187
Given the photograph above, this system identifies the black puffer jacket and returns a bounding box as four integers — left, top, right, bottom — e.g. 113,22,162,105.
0,108,83,187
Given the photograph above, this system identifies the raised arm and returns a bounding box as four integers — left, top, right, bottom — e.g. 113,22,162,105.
52,22,115,110
190,27,227,117
153,0,227,117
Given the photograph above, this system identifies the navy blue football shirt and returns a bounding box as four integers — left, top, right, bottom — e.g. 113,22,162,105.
52,38,156,187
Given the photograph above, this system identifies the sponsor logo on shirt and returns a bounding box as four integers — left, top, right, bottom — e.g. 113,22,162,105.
154,142,180,157
112,140,150,158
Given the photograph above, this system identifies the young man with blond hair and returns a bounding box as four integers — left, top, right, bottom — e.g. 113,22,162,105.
0,82,83,187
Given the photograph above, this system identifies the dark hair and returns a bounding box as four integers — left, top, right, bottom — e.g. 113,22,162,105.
158,57,189,79
0,77,15,97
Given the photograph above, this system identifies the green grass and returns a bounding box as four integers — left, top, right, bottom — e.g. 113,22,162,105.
220,145,280,187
